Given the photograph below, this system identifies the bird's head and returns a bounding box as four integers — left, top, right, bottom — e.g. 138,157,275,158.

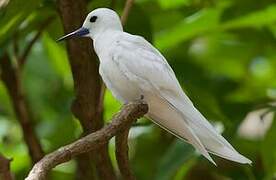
57,8,123,41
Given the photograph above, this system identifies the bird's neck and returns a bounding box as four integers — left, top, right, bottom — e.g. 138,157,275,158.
93,29,122,58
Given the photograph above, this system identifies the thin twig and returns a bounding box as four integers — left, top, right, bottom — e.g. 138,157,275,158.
115,126,135,180
0,153,13,180
19,17,54,67
13,32,19,57
110,0,116,8
0,53,44,163
25,101,148,180
121,0,135,26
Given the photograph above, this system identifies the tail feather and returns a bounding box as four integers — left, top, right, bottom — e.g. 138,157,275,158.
147,95,216,164
148,113,216,165
181,107,252,164
187,112,252,164
208,146,252,164
147,93,252,165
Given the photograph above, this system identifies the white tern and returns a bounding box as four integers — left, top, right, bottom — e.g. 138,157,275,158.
58,8,251,165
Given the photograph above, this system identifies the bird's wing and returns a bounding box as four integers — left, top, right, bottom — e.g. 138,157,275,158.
111,33,192,103
111,33,216,163
110,33,251,164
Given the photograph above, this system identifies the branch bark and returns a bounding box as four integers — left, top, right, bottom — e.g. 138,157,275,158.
25,101,148,180
0,53,44,163
57,0,115,179
0,153,13,180
115,126,135,180
121,0,135,26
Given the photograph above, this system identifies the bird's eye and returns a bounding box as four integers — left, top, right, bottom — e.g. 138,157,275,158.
90,16,97,23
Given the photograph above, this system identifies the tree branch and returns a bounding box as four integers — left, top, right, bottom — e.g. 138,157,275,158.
25,101,148,180
0,153,13,180
19,17,53,68
0,53,44,163
115,125,135,180
121,0,135,26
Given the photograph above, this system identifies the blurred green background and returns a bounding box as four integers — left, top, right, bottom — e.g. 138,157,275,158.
0,0,276,179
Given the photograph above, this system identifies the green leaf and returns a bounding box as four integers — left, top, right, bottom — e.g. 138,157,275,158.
124,5,153,42
155,8,223,50
155,4,276,50
158,0,191,9
18,7,56,40
0,81,13,115
0,0,41,46
155,140,196,180
186,84,229,123
261,117,276,179
222,5,276,30
104,90,121,121
41,33,73,87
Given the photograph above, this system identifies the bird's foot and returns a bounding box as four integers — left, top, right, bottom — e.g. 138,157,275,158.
135,94,145,104
123,95,145,106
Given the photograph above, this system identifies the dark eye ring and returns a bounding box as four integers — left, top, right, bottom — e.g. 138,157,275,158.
90,16,97,23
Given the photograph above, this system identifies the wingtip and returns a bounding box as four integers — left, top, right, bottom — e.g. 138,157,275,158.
231,151,252,165
202,152,217,166
210,158,217,166
239,156,252,165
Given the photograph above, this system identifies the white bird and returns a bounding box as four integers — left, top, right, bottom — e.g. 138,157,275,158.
58,8,251,165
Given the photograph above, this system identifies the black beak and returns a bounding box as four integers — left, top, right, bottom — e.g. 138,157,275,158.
57,27,89,42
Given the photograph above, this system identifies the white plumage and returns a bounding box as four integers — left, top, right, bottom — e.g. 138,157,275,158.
62,8,252,165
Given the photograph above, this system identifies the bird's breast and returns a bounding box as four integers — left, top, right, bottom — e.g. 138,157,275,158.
99,58,141,103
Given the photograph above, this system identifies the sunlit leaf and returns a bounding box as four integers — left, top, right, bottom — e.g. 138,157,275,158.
158,0,191,9
222,5,276,30
104,90,121,121
41,33,73,87
155,8,223,50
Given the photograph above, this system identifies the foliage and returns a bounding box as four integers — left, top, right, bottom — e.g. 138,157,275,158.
0,0,276,179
